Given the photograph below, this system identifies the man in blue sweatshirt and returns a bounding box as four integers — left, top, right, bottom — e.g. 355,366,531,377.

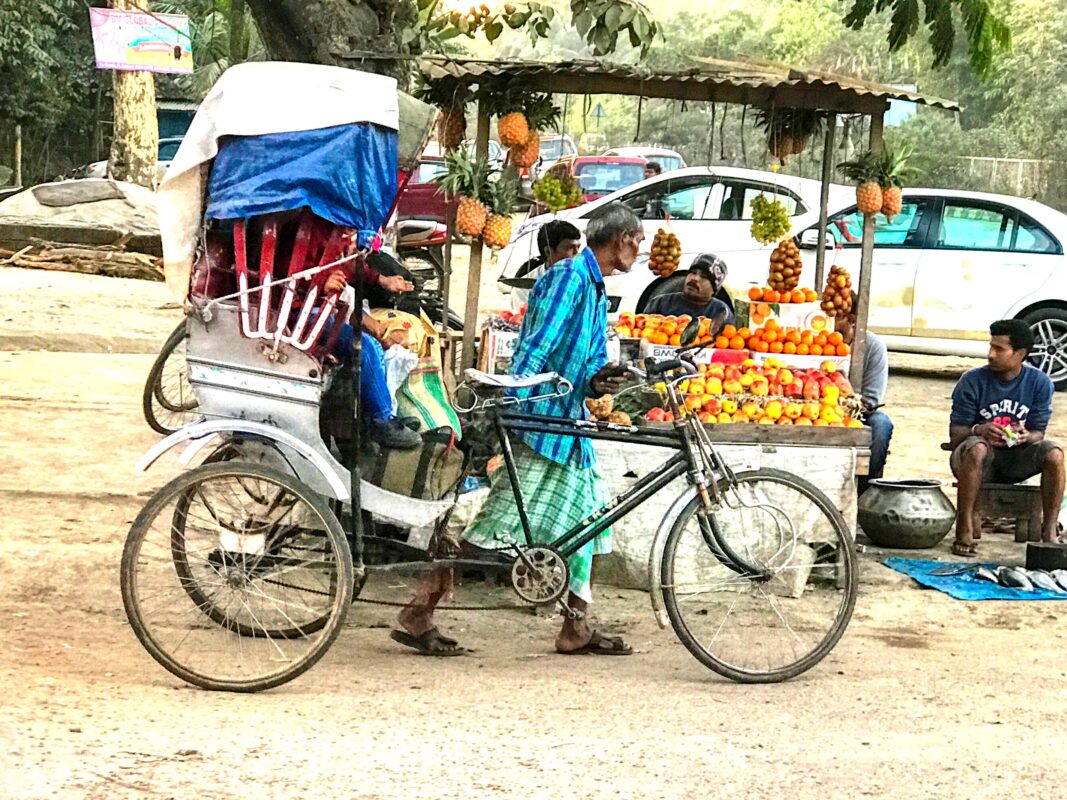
948,319,1064,556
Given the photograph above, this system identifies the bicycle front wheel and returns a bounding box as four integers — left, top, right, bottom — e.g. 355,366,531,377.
661,468,857,683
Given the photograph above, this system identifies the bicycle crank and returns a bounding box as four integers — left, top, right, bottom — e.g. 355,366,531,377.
510,547,568,605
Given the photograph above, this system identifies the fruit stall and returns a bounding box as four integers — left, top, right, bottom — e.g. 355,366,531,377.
391,53,959,559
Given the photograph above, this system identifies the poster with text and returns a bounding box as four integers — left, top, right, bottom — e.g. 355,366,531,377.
89,7,193,74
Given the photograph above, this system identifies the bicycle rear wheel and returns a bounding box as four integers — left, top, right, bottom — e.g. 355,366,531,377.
121,462,353,692
661,468,857,683
143,322,199,435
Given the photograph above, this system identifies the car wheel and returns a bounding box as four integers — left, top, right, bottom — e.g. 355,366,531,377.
1022,307,1067,391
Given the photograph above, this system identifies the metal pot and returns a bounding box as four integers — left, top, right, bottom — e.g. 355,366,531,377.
857,479,956,549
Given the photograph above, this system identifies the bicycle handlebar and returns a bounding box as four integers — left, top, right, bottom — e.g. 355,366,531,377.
644,357,698,378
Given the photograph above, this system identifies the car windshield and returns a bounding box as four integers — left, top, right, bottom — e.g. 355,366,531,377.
415,161,446,183
646,155,683,171
540,138,574,160
575,162,646,194
158,140,181,161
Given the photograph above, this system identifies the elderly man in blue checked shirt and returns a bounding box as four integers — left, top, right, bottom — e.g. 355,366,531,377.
391,203,644,657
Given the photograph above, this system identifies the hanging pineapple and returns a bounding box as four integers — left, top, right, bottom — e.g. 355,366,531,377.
482,171,519,249
486,84,532,148
838,150,883,215
756,109,824,160
508,94,562,168
415,77,469,151
434,150,493,237
877,146,919,223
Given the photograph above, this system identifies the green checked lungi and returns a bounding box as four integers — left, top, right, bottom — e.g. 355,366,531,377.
465,442,611,603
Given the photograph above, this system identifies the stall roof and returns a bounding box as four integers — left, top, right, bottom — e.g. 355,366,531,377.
413,55,960,116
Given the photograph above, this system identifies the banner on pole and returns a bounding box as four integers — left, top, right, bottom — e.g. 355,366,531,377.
89,7,193,74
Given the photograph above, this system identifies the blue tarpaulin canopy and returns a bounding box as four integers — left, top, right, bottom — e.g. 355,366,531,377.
204,122,398,247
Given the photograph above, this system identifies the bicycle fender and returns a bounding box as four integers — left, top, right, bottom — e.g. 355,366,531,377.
647,486,699,629
136,420,351,502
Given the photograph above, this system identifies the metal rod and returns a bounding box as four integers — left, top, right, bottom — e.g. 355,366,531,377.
814,112,837,291
495,413,534,545
13,124,21,187
348,270,365,573
849,108,885,393
502,420,682,449
461,98,490,371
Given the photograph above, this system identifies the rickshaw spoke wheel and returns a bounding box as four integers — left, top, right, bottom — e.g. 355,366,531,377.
143,323,200,435
122,462,353,692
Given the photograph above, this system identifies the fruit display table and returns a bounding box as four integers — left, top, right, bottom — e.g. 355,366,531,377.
592,426,871,590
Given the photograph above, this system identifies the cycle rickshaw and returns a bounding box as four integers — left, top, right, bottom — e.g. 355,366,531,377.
122,62,857,693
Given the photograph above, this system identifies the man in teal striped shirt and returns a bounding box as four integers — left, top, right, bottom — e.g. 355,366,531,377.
392,204,644,656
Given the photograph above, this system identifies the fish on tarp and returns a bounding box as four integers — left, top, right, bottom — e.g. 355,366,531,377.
974,566,999,584
1051,569,1067,592
996,566,1034,591
1027,569,1064,593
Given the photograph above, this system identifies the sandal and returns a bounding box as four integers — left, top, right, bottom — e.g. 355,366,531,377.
389,627,466,657
951,540,978,557
557,630,633,656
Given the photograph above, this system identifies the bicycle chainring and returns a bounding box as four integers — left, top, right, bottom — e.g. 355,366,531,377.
510,547,568,605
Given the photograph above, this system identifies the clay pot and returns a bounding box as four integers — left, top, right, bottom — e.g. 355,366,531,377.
857,479,956,549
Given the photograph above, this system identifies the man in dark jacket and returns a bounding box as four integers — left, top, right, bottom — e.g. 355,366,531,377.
643,253,735,337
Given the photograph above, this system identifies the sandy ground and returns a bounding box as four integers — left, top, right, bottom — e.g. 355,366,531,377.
3,264,1067,800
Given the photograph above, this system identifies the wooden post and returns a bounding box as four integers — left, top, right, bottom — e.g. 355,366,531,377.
461,98,490,371
848,108,885,394
813,112,836,292
13,124,21,187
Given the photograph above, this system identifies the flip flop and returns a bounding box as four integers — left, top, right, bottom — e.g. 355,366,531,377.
389,627,465,657
557,630,633,656
951,540,978,557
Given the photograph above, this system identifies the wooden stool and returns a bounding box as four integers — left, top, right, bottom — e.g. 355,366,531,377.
940,442,1044,542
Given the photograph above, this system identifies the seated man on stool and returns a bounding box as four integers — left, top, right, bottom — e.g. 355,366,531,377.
948,319,1064,556
834,297,892,492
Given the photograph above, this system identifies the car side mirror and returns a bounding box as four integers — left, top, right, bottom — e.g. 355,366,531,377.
799,229,834,250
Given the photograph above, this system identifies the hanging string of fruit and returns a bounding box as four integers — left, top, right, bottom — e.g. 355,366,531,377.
767,238,802,293
532,172,582,212
750,193,792,244
649,228,681,277
433,150,494,238
415,77,470,152
508,95,561,169
820,263,853,317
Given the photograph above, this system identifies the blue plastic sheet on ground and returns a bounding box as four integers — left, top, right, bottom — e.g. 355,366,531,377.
205,122,398,247
883,557,1067,600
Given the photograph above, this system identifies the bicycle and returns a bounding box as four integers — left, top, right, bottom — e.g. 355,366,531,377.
122,328,857,691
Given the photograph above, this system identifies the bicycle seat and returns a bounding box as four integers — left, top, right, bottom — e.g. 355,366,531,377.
463,369,561,389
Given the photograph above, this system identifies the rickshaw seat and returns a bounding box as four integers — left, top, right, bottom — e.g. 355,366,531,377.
464,369,562,389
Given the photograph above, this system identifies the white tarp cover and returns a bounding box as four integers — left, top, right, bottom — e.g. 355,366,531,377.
158,62,399,302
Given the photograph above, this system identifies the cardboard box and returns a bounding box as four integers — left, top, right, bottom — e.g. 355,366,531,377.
638,340,750,365
478,328,518,375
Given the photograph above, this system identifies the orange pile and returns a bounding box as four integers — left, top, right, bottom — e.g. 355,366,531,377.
614,312,714,346
747,286,819,305
713,317,851,356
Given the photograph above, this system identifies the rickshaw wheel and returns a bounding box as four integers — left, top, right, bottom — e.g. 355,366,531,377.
143,322,199,435
121,462,354,692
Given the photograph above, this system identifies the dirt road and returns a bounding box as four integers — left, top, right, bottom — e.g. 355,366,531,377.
3,266,1066,800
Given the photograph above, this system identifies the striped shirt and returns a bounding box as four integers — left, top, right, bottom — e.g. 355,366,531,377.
509,247,608,468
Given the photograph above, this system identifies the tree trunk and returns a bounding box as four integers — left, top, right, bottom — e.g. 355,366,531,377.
229,0,250,63
245,0,408,78
108,0,158,188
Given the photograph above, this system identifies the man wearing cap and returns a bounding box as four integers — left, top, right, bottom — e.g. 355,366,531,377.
642,254,735,337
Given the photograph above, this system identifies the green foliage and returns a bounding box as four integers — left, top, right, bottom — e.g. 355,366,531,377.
485,169,519,214
840,0,1011,78
837,150,881,185
877,145,920,188
433,148,495,200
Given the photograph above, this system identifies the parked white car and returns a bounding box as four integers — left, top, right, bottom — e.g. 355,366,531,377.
602,146,687,172
498,166,850,313
799,188,1067,389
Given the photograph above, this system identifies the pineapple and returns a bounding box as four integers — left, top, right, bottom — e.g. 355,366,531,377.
498,112,529,148
481,171,518,249
877,146,918,222
434,150,494,237
838,150,883,215
511,130,541,169
414,77,469,151
757,109,823,161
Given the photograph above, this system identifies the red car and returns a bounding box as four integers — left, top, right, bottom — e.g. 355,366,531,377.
397,157,454,223
548,155,647,201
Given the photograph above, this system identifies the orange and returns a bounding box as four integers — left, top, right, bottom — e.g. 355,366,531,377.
769,341,783,353
729,335,745,350
762,289,780,303
714,335,730,349
747,336,761,351
721,324,737,339
661,322,678,336
640,327,657,341
815,333,828,347
796,343,810,355
783,341,797,355
785,330,801,344
804,289,818,302
801,331,814,345
828,331,844,346
751,312,766,326
810,344,823,356
811,315,827,331
748,287,763,301
651,331,669,345
755,340,769,353
765,318,779,331
737,327,751,339
791,289,805,304
635,315,647,329
669,334,681,346
837,342,851,356
755,302,771,318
